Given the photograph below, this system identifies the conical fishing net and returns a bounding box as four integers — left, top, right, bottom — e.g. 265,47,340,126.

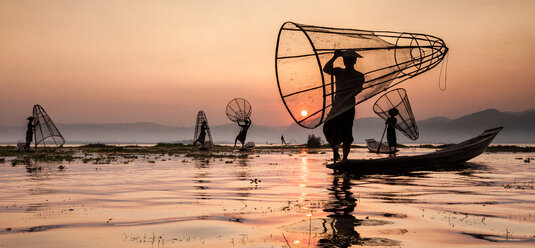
373,88,418,140
275,22,448,129
32,104,65,148
226,98,252,123
193,110,214,149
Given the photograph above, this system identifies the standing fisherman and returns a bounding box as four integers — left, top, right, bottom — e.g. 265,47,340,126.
322,49,365,162
386,108,399,155
193,120,208,149
234,118,251,149
24,116,38,152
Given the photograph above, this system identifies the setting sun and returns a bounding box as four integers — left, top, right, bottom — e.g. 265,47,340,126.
301,110,308,117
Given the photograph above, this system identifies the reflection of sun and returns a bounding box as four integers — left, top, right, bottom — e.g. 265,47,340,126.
301,110,308,117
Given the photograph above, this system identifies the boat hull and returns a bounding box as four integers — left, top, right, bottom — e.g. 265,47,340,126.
328,127,503,174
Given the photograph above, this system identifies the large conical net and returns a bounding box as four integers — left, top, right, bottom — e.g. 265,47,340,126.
373,88,418,140
275,22,448,129
226,98,252,123
32,104,65,148
193,110,214,149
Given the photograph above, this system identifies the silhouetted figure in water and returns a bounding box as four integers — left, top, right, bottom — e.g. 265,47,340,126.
193,120,208,149
281,135,287,146
323,49,365,162
234,118,251,149
319,176,360,247
24,116,38,152
386,108,399,156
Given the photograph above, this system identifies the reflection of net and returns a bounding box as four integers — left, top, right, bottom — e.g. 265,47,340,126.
226,98,252,123
193,110,214,149
33,104,65,148
276,22,448,129
373,89,418,140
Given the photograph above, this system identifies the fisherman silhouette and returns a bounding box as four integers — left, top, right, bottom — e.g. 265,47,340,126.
193,120,208,149
234,118,251,149
323,49,365,162
386,108,399,155
281,135,287,146
24,116,38,152
319,176,361,247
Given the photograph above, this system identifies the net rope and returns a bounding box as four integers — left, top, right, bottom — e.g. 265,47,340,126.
32,104,65,148
275,22,448,129
372,88,419,140
226,98,252,123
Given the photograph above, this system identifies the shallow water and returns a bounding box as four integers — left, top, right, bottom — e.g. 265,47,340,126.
1,148,535,247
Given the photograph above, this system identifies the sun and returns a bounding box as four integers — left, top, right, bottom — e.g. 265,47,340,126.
301,110,308,117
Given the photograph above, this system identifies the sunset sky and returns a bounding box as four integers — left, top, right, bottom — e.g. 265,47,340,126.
1,0,534,128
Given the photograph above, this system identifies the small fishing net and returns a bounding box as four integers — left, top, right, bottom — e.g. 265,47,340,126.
193,110,214,149
33,104,65,148
373,88,418,140
275,22,448,129
226,98,252,122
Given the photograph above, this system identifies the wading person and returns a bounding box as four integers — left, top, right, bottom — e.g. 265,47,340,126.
234,118,251,149
386,108,399,155
193,120,208,149
281,135,287,146
24,116,38,152
322,49,365,162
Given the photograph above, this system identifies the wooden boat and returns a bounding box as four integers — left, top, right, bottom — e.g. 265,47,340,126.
365,139,398,154
328,127,503,174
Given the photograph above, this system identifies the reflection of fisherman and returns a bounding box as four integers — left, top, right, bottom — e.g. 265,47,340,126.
386,108,399,155
25,116,39,152
323,49,365,162
319,176,360,247
281,135,287,146
234,118,251,149
193,120,208,149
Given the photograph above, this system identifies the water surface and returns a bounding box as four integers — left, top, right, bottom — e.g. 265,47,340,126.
1,148,534,247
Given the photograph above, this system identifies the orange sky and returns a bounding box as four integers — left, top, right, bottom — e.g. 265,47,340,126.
1,0,534,127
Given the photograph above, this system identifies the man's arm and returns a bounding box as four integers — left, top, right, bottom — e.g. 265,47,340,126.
323,49,342,75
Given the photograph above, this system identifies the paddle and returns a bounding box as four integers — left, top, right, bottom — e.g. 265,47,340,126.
376,123,388,154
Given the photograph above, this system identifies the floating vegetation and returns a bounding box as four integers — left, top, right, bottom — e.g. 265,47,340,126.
154,142,186,148
11,158,31,166
486,145,535,153
502,179,535,190
306,134,322,148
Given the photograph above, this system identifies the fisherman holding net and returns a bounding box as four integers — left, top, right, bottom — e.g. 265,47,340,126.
234,118,251,150
193,120,208,149
322,50,365,162
24,116,38,152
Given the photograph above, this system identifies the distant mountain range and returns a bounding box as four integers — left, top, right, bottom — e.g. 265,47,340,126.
0,109,533,144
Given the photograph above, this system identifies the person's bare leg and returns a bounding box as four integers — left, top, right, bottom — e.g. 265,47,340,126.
233,138,238,150
342,142,351,160
332,145,340,162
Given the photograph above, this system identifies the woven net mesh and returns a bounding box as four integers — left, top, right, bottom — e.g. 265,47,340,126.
276,22,448,129
226,98,252,123
32,104,65,148
373,88,418,140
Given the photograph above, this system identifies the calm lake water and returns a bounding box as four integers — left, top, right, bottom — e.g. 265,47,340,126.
1,148,534,247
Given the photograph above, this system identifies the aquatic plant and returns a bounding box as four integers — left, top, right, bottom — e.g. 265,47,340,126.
306,134,322,148
154,142,186,148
